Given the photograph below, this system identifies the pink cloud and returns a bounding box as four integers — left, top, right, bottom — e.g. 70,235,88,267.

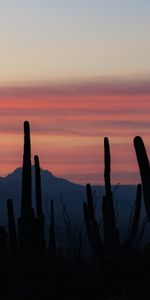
0,78,149,184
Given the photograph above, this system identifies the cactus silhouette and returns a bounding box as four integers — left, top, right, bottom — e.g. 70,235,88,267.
102,137,119,255
123,184,141,248
34,155,43,217
34,155,45,250
83,184,103,257
19,121,34,249
84,137,141,257
7,198,18,251
0,120,149,299
21,121,32,217
48,200,56,257
134,136,150,221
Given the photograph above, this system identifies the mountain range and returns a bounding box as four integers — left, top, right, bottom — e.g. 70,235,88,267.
0,167,149,242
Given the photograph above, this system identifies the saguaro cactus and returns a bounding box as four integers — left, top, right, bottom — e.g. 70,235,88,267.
102,137,119,255
7,198,18,251
134,136,150,221
34,155,45,250
19,121,34,249
21,121,32,218
104,137,111,194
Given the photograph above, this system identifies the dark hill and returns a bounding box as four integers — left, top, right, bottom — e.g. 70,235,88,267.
0,167,148,242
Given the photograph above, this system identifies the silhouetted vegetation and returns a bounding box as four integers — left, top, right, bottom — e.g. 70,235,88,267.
83,138,142,260
0,121,150,299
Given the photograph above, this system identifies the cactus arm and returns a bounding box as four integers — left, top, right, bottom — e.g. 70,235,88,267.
124,184,142,247
34,155,43,217
83,184,103,256
104,137,111,195
34,155,45,250
83,201,96,251
83,201,103,257
134,136,150,221
86,183,96,220
86,184,103,246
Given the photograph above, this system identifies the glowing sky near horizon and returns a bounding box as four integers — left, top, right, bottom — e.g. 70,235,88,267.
0,81,150,184
0,1,150,184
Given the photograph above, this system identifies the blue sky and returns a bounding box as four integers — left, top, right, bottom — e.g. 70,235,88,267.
0,0,150,83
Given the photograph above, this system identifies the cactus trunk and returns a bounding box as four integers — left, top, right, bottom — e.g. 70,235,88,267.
21,121,32,218
7,198,18,251
102,137,119,255
19,121,33,249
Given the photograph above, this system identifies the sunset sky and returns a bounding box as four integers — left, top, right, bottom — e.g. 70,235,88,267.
0,1,150,184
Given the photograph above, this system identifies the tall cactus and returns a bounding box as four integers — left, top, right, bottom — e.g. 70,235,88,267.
104,137,111,195
102,137,119,255
7,198,18,251
21,121,32,218
134,136,150,221
19,121,34,249
34,155,45,250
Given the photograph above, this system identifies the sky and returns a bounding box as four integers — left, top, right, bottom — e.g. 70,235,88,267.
0,1,150,184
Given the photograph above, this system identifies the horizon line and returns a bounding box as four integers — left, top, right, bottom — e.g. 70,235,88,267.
1,165,141,187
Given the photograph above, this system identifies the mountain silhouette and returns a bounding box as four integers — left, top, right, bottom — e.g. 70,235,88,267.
4,166,81,194
0,167,148,243
0,167,84,229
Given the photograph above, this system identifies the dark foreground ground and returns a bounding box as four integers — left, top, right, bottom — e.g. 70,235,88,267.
1,249,150,300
